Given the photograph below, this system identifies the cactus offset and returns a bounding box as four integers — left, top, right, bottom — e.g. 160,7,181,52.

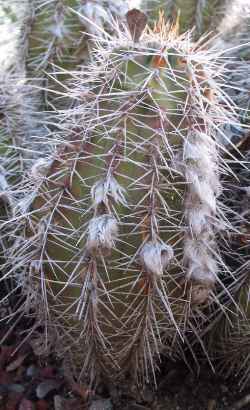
8,9,238,385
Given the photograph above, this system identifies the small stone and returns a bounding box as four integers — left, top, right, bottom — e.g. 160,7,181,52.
141,387,154,403
19,398,36,410
128,404,150,410
36,379,62,399
8,384,25,393
89,399,113,410
6,353,28,372
221,384,228,393
0,384,8,395
54,395,64,410
26,365,39,378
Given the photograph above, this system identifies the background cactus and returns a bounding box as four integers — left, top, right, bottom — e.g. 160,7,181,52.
204,1,250,386
210,136,250,387
143,0,229,37
213,0,250,143
0,94,27,340
6,8,241,388
20,0,131,144
0,0,132,166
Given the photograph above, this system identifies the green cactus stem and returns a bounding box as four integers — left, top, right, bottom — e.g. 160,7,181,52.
208,4,250,386
9,9,237,385
0,77,28,327
19,0,130,122
210,141,250,388
143,0,228,37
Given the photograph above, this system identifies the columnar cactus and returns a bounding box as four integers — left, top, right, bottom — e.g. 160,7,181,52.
19,0,130,140
7,9,239,386
207,2,250,386
25,0,130,77
209,139,250,388
212,0,250,146
143,0,229,37
0,77,27,323
217,265,250,388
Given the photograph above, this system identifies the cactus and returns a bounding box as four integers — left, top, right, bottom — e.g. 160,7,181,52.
208,136,250,388
1,8,249,398
213,0,250,146
204,2,250,387
218,264,250,388
0,1,134,321
143,0,229,37
1,0,250,397
210,248,250,388
0,1,32,320
16,0,131,150
6,7,241,387
8,7,239,382
0,76,27,327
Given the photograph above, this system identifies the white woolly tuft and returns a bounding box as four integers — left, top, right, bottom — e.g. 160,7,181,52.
31,158,51,180
15,192,36,215
183,125,221,294
0,165,13,207
87,214,119,253
184,239,218,284
0,166,9,193
77,0,129,36
140,240,174,277
91,176,127,207
49,21,69,40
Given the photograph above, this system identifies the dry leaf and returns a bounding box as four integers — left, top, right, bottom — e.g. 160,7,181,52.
126,9,147,42
54,395,64,410
36,400,49,410
6,392,23,410
36,379,62,400
6,354,28,372
18,398,35,410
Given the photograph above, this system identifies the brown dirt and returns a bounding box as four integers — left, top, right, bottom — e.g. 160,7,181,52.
0,316,249,410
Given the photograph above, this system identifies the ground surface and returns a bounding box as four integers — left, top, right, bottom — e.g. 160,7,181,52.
0,322,249,410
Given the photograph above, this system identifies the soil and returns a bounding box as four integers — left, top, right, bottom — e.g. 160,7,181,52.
0,287,249,410
111,362,250,410
0,322,249,410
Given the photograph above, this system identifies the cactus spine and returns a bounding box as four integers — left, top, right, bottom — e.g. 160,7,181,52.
6,8,241,386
